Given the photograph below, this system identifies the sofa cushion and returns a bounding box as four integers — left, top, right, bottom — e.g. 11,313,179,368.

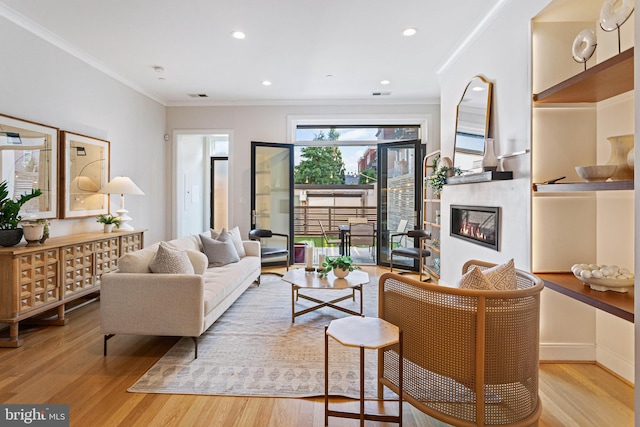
228,226,246,258
149,242,195,274
117,246,158,273
186,250,208,275
201,234,240,267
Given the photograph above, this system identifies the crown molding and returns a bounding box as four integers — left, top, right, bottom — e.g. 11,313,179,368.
165,97,440,108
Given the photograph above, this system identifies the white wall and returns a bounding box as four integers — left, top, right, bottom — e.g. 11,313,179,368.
166,104,440,239
437,0,550,282
0,15,168,244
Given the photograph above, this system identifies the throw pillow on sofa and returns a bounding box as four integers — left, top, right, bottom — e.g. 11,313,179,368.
149,242,195,274
458,259,517,290
227,226,246,258
201,233,240,267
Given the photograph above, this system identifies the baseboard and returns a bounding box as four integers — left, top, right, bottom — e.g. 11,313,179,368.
539,343,596,361
596,346,634,385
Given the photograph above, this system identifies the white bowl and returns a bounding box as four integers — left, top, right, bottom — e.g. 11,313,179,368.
575,165,617,182
573,272,634,293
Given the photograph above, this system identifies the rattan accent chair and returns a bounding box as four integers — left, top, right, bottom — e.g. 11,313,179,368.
378,260,544,427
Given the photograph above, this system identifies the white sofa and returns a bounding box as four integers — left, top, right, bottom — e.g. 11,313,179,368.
100,233,261,358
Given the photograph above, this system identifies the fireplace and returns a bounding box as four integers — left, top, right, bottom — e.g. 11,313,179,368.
450,205,500,250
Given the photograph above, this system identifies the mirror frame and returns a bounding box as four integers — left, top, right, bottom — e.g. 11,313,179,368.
0,113,59,220
59,131,110,219
453,75,493,174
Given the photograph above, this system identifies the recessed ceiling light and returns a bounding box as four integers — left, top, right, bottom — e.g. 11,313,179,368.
326,74,334,78
262,80,272,86
380,80,390,85
153,66,164,73
231,31,246,39
402,28,417,37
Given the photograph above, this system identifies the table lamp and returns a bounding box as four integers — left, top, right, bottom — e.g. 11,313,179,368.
99,176,144,231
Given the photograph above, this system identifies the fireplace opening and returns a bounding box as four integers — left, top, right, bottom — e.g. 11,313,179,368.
450,205,499,250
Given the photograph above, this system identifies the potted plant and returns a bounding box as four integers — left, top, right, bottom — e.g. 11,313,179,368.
96,214,121,233
320,255,360,278
0,180,43,246
426,155,462,198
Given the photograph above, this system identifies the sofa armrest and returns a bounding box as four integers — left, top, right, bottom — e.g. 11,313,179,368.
242,240,260,258
100,272,205,337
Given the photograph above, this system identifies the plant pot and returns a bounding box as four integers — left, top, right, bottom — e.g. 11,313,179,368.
104,224,115,233
0,229,24,247
333,268,350,279
22,223,44,246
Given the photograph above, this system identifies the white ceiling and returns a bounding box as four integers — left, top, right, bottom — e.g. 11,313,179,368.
0,0,505,106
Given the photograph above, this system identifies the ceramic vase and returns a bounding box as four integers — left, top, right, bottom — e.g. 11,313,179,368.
0,229,23,247
333,268,349,279
482,138,498,172
606,134,634,180
22,223,44,246
104,223,115,233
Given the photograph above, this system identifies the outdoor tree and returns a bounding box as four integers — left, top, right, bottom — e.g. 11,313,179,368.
358,167,377,184
294,146,345,184
294,129,345,184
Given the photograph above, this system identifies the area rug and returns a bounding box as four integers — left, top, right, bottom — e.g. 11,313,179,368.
128,273,386,398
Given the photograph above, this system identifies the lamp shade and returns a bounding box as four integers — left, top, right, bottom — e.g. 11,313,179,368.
99,176,144,195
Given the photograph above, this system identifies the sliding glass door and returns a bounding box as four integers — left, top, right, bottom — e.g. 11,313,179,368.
377,140,423,268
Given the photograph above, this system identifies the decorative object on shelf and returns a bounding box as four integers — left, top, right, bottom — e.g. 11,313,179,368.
21,221,45,246
60,131,110,219
319,255,359,278
574,165,617,182
0,180,42,247
599,0,634,53
627,147,634,169
427,155,461,197
571,29,597,69
605,134,634,180
482,138,499,171
572,263,634,293
435,210,440,225
98,176,145,231
96,213,121,233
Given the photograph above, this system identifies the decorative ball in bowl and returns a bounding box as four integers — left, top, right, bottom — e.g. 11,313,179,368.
575,165,617,182
571,263,634,293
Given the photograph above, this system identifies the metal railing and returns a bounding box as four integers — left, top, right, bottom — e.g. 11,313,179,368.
294,206,377,236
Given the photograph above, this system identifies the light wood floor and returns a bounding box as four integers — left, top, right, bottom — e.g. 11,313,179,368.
0,272,634,426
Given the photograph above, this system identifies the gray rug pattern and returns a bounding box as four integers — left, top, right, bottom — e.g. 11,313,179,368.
128,273,385,398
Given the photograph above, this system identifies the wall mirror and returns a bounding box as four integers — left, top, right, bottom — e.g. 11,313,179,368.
60,131,110,218
0,114,58,220
453,76,493,174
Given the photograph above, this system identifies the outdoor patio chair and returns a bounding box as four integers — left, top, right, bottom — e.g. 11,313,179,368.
348,222,375,261
318,220,341,250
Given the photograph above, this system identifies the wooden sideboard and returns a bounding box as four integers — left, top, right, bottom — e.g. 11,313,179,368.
0,229,144,347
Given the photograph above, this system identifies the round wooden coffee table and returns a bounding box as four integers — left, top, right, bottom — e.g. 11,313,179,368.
282,268,370,323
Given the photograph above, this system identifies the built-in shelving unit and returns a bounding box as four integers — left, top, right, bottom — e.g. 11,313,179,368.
532,38,634,311
422,150,441,281
533,47,633,104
